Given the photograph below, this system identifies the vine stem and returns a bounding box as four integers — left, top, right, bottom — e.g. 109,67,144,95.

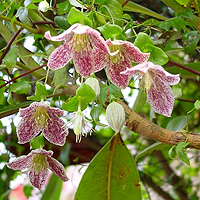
0,28,23,65
168,60,200,77
121,0,131,7
0,64,46,89
0,15,40,34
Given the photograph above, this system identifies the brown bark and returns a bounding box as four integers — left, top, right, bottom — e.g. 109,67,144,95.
119,101,200,149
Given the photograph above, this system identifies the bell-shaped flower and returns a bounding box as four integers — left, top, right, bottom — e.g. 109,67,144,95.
68,110,92,143
17,102,68,146
105,39,150,88
7,149,68,189
121,62,180,117
44,23,111,77
85,77,100,97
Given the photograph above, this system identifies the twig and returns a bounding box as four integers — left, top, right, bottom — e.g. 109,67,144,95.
0,64,46,89
32,21,56,27
177,98,196,103
121,0,131,7
168,60,200,77
0,28,23,65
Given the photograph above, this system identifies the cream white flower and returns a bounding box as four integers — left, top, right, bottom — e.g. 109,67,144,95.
85,77,100,97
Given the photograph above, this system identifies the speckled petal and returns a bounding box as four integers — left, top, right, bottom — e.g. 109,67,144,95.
7,154,34,170
93,48,108,72
29,168,48,189
120,62,150,76
49,107,64,116
32,149,53,157
147,76,174,117
43,114,68,146
17,117,41,144
44,24,78,41
73,49,95,77
47,42,72,70
106,59,132,88
19,102,41,117
122,41,150,63
46,156,69,182
149,63,180,85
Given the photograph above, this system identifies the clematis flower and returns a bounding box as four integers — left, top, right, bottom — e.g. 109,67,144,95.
105,39,150,88
17,102,68,146
121,62,180,117
68,110,92,143
7,149,68,189
44,23,111,77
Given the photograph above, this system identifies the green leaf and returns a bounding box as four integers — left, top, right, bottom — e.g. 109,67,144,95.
41,174,63,200
166,116,187,131
135,142,169,162
10,81,31,94
149,46,169,65
134,32,154,53
97,24,125,40
175,0,190,7
109,84,123,98
26,4,38,9
178,151,190,165
3,45,18,73
54,16,70,30
67,7,93,26
0,87,5,105
133,89,147,113
194,100,200,110
27,82,48,101
30,134,44,149
62,96,79,112
76,83,96,104
23,185,33,198
100,0,123,25
99,85,108,105
69,0,86,8
75,133,142,200
57,1,72,14
90,105,106,126
52,67,68,88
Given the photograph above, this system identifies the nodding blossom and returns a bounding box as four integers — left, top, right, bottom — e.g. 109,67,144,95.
68,110,92,143
17,102,68,146
105,39,150,88
44,23,111,77
121,62,180,117
7,149,68,189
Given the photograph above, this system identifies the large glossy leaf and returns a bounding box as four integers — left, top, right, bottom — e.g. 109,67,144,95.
75,133,141,200
166,115,187,131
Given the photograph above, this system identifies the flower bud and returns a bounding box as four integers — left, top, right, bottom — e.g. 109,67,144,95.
106,102,125,133
85,77,100,97
38,0,50,12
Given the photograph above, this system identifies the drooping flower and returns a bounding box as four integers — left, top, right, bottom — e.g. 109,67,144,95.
121,62,180,117
17,102,68,146
7,149,68,189
38,0,50,12
105,39,150,88
44,23,111,77
106,102,125,133
68,110,92,142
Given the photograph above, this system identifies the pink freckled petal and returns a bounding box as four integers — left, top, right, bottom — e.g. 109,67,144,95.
44,24,78,41
29,168,48,189
46,157,69,182
107,59,132,88
150,64,180,85
43,115,68,146
47,42,72,70
32,149,53,157
17,117,41,144
73,49,95,77
19,102,40,117
7,154,34,170
147,76,174,117
122,41,150,63
49,107,64,117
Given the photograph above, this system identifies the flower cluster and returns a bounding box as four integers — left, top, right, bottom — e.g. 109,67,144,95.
45,23,180,116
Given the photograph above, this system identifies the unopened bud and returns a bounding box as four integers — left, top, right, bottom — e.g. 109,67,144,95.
38,0,50,12
85,77,100,97
106,102,125,133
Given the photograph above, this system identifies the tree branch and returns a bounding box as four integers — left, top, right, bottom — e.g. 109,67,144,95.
119,101,200,149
